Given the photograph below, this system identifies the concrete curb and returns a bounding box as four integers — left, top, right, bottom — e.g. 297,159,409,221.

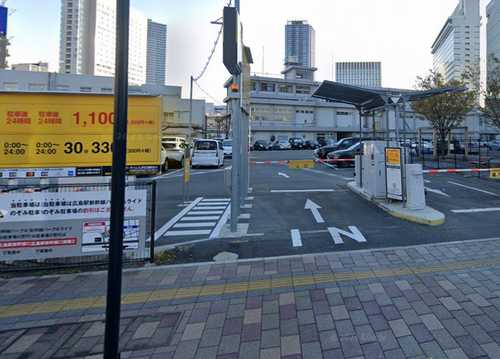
347,182,445,226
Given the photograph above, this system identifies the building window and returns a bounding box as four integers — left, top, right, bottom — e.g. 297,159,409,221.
296,86,310,94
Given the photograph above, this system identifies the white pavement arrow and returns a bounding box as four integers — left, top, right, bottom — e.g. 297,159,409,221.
305,199,325,224
278,172,290,179
425,187,450,197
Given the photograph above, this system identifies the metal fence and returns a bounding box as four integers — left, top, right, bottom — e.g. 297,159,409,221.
0,181,156,273
402,136,500,174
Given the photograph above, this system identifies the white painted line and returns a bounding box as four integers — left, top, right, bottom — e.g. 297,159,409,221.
194,206,227,210
188,210,224,215
150,168,183,181
153,197,203,240
240,204,253,209
291,229,303,248
173,222,216,228
425,187,450,197
448,181,499,197
452,208,500,214
181,216,220,221
270,189,335,193
164,229,212,237
238,213,251,220
246,196,255,201
209,205,232,239
202,198,230,202
197,202,229,206
424,179,432,184
278,172,290,179
304,168,353,181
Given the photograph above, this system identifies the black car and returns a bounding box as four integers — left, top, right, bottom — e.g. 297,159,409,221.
289,137,305,150
314,137,361,159
252,140,267,151
326,142,362,167
304,140,320,150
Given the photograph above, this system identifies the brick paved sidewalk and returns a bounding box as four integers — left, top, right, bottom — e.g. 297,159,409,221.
3,238,500,358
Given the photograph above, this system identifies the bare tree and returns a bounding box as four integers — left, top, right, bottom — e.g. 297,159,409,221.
412,70,476,156
482,55,500,130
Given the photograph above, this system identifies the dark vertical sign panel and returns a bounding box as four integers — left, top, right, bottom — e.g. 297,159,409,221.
0,6,7,36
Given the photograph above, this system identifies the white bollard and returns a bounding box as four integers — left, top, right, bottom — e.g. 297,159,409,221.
406,164,426,210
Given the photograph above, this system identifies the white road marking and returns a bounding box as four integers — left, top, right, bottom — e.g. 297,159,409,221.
150,168,183,181
181,216,220,221
278,172,290,179
239,213,251,220
209,205,232,239
305,199,325,224
271,189,335,193
202,198,230,202
327,226,367,245
425,187,450,197
197,202,229,206
448,181,499,197
164,229,212,237
188,210,224,215
173,222,217,228
153,197,203,240
304,168,353,181
424,179,432,184
452,208,500,214
193,206,227,210
291,229,303,247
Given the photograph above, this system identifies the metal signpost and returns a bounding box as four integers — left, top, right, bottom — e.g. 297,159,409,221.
104,0,129,357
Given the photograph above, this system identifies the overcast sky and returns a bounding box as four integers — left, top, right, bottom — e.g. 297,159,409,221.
7,0,490,103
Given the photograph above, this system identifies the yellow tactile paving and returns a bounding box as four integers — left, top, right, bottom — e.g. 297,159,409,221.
0,256,498,320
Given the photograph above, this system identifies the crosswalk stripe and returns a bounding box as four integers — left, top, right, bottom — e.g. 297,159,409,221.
164,230,212,237
173,222,216,228
188,211,224,215
197,203,229,206
202,198,230,202
194,206,227,210
181,216,220,221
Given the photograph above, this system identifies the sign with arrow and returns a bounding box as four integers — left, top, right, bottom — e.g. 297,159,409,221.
305,199,325,224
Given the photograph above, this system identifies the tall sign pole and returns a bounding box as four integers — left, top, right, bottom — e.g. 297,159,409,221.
103,0,129,357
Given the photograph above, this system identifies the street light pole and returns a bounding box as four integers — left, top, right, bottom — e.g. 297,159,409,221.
103,0,129,357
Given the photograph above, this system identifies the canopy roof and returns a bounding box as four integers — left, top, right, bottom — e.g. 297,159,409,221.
312,81,465,112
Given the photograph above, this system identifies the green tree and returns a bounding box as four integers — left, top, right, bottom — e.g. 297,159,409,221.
482,56,500,130
412,70,476,156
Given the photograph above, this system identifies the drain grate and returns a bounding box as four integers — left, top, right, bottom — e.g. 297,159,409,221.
0,312,183,358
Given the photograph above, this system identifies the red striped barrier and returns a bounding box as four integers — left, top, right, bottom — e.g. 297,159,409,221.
423,168,500,175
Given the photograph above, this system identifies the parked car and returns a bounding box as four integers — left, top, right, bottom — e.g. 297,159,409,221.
326,142,362,168
304,140,320,150
160,146,169,172
252,140,268,151
289,137,305,150
277,139,291,150
416,140,433,155
222,139,233,158
487,140,500,151
191,139,224,168
161,136,186,168
313,137,362,159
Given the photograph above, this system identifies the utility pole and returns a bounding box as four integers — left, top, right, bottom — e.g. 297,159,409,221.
103,0,129,357
230,77,241,232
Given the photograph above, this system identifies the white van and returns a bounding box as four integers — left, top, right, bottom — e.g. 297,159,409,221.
192,139,224,168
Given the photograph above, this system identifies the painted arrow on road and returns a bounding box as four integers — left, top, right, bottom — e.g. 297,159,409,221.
278,172,290,179
305,199,325,224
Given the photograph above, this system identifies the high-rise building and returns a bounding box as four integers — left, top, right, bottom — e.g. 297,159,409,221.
12,62,49,72
487,0,500,76
285,20,316,68
431,0,480,86
59,0,166,85
336,62,382,88
146,20,167,85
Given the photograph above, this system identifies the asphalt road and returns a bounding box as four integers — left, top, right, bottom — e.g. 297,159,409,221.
151,149,500,262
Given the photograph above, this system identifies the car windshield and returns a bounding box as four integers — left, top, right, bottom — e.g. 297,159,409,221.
162,143,176,149
195,141,217,151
